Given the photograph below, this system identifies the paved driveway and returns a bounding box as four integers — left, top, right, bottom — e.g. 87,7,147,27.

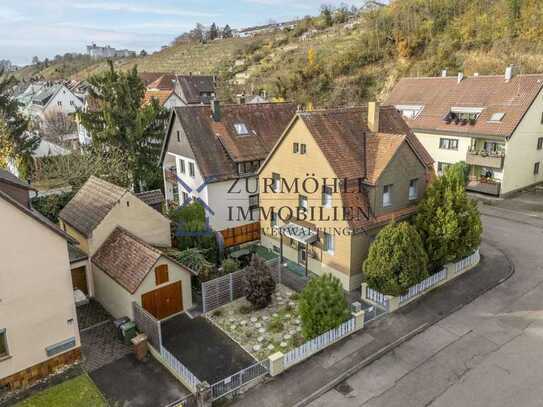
309,204,543,407
90,353,190,407
162,314,256,384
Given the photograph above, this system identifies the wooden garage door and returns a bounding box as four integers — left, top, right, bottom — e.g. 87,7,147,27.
141,281,183,320
71,266,88,295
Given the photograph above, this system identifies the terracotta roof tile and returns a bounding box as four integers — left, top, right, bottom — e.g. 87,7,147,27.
165,103,297,182
147,74,177,91
296,106,433,231
91,227,163,294
136,189,165,207
143,90,174,106
59,176,128,237
385,74,543,137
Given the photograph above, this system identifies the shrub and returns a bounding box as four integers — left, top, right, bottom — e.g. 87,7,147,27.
415,166,482,270
363,222,429,297
243,255,276,309
268,319,284,333
298,274,350,339
31,191,76,223
238,305,252,314
222,257,240,274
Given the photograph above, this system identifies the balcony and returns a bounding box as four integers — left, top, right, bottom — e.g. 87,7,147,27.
466,149,504,169
466,177,501,196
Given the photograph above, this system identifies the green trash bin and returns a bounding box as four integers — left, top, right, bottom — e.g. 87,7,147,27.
120,321,137,345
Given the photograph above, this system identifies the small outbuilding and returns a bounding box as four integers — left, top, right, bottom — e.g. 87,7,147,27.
92,226,195,320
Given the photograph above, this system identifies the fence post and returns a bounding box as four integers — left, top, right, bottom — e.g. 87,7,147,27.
353,311,365,331
268,352,285,376
202,282,207,314
196,382,212,407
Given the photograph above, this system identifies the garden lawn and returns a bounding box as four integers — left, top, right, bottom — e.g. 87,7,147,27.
208,284,305,360
16,375,107,407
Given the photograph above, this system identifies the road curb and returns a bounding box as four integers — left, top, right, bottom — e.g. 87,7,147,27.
293,240,515,407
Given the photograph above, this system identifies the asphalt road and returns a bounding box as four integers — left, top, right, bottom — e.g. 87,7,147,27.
309,206,543,407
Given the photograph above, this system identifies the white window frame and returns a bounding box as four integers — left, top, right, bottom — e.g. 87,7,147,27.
395,104,424,119
0,329,8,359
383,184,392,207
189,162,195,178
409,179,418,201
179,159,186,174
234,123,249,136
299,195,308,212
324,232,335,255
272,173,281,192
322,185,332,208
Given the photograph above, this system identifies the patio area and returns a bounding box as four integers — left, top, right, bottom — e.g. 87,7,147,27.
208,284,305,361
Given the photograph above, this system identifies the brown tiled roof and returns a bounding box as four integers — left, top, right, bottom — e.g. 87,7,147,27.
59,176,128,237
385,74,543,137
299,106,433,182
92,227,163,293
143,90,175,106
162,103,296,182
147,74,177,91
136,189,164,207
289,106,433,231
176,75,215,104
92,227,195,293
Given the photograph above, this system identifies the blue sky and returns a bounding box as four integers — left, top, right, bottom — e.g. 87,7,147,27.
0,0,365,66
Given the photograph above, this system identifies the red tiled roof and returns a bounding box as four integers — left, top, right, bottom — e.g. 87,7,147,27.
143,90,174,106
92,227,163,293
385,74,543,137
292,106,433,231
147,74,177,91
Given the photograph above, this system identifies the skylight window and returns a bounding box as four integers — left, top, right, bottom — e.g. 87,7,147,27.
488,112,505,122
234,123,249,136
444,107,484,125
395,105,424,120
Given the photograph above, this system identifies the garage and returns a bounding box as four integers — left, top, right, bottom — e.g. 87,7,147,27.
142,281,183,320
91,227,195,320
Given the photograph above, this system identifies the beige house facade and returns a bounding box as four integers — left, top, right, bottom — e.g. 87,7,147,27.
386,68,543,197
59,177,193,321
258,105,434,291
0,170,80,391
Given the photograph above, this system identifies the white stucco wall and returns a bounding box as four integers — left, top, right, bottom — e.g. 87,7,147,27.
414,131,471,173
501,92,543,194
0,199,80,380
93,257,193,320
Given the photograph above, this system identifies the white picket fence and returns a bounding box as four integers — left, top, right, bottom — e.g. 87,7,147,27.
161,346,202,392
399,268,447,304
454,249,480,274
365,286,389,310
284,318,356,368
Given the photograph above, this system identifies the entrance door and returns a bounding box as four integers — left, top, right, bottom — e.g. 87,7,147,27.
141,281,183,320
71,266,88,295
298,244,307,266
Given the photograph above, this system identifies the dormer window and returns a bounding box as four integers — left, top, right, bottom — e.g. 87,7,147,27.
395,105,424,120
234,123,249,136
238,160,260,175
444,107,484,125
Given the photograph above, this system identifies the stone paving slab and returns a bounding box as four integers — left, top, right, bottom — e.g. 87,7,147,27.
81,321,132,372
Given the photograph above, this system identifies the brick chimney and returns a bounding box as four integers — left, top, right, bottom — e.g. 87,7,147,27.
505,65,515,82
368,102,380,133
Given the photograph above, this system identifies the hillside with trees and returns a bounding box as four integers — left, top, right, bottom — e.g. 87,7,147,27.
18,0,543,106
